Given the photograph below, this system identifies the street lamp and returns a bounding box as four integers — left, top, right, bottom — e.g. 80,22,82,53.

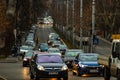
66,0,69,39
79,0,83,49
91,0,96,52
72,0,75,46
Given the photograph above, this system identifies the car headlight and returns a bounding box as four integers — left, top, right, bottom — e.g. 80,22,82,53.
23,58,27,61
61,65,68,70
79,64,87,68
48,41,50,43
100,65,104,68
37,65,45,71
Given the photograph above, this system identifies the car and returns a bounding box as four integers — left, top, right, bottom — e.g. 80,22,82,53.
19,45,34,55
58,44,68,55
22,50,34,67
52,40,62,47
48,33,60,41
72,53,104,76
47,33,60,46
38,43,49,52
47,38,56,46
48,47,61,56
64,49,84,69
29,53,68,80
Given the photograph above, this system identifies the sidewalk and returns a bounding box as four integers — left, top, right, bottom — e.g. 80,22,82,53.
0,55,18,63
94,36,112,57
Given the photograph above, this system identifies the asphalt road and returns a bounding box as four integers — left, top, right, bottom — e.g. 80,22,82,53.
0,24,116,80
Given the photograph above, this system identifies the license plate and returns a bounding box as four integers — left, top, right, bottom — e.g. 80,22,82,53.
49,72,58,75
90,69,98,72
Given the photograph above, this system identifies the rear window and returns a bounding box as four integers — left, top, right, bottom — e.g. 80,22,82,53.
37,55,63,63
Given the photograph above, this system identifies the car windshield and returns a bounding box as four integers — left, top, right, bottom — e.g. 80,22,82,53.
37,55,63,63
40,43,48,48
25,52,33,57
65,51,83,57
21,46,32,50
59,45,67,49
79,55,98,61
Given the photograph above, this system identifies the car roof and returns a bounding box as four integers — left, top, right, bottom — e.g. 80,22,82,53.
79,53,98,56
34,51,48,54
48,47,59,50
66,49,84,52
37,53,61,56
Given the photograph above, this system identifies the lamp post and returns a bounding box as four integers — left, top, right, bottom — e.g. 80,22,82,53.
66,0,69,39
79,0,83,49
91,0,95,52
72,0,75,46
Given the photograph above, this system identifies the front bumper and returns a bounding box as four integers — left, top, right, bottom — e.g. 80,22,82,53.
36,69,68,78
78,66,104,75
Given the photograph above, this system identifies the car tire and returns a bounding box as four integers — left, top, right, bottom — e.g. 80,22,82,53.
72,71,76,75
77,70,81,76
63,77,68,80
117,77,120,80
35,77,39,80
104,67,110,80
22,63,26,67
30,72,34,79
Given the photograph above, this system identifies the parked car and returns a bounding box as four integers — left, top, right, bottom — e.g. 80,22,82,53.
64,49,84,69
38,43,49,52
72,53,104,76
22,50,34,67
29,53,68,80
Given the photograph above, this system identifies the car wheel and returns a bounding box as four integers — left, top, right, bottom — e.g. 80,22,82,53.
57,78,61,80
72,71,76,75
22,63,26,67
35,77,39,80
63,77,68,80
104,67,110,80
117,74,120,80
30,71,34,79
77,70,81,76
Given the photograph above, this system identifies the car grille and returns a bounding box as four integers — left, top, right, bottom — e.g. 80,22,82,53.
84,66,100,69
44,67,61,71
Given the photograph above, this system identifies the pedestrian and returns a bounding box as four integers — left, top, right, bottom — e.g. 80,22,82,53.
11,45,18,57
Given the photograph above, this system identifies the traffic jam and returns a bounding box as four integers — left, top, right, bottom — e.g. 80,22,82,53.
18,25,107,80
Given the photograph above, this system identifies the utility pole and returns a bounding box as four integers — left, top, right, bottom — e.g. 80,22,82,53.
91,0,95,52
66,0,69,39
80,0,83,49
72,0,75,46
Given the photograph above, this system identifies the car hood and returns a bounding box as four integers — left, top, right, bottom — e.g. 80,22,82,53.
79,61,99,66
37,63,65,67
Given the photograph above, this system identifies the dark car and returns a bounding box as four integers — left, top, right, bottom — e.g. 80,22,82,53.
72,53,104,76
29,53,68,80
58,44,68,55
64,49,84,69
38,43,49,52
22,50,34,67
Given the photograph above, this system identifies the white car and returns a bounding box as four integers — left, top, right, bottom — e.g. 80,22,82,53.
20,45,34,54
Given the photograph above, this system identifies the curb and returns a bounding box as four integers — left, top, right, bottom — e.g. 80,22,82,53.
97,36,112,45
0,75,7,80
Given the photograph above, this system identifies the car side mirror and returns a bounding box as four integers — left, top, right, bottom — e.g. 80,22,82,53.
74,59,78,63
